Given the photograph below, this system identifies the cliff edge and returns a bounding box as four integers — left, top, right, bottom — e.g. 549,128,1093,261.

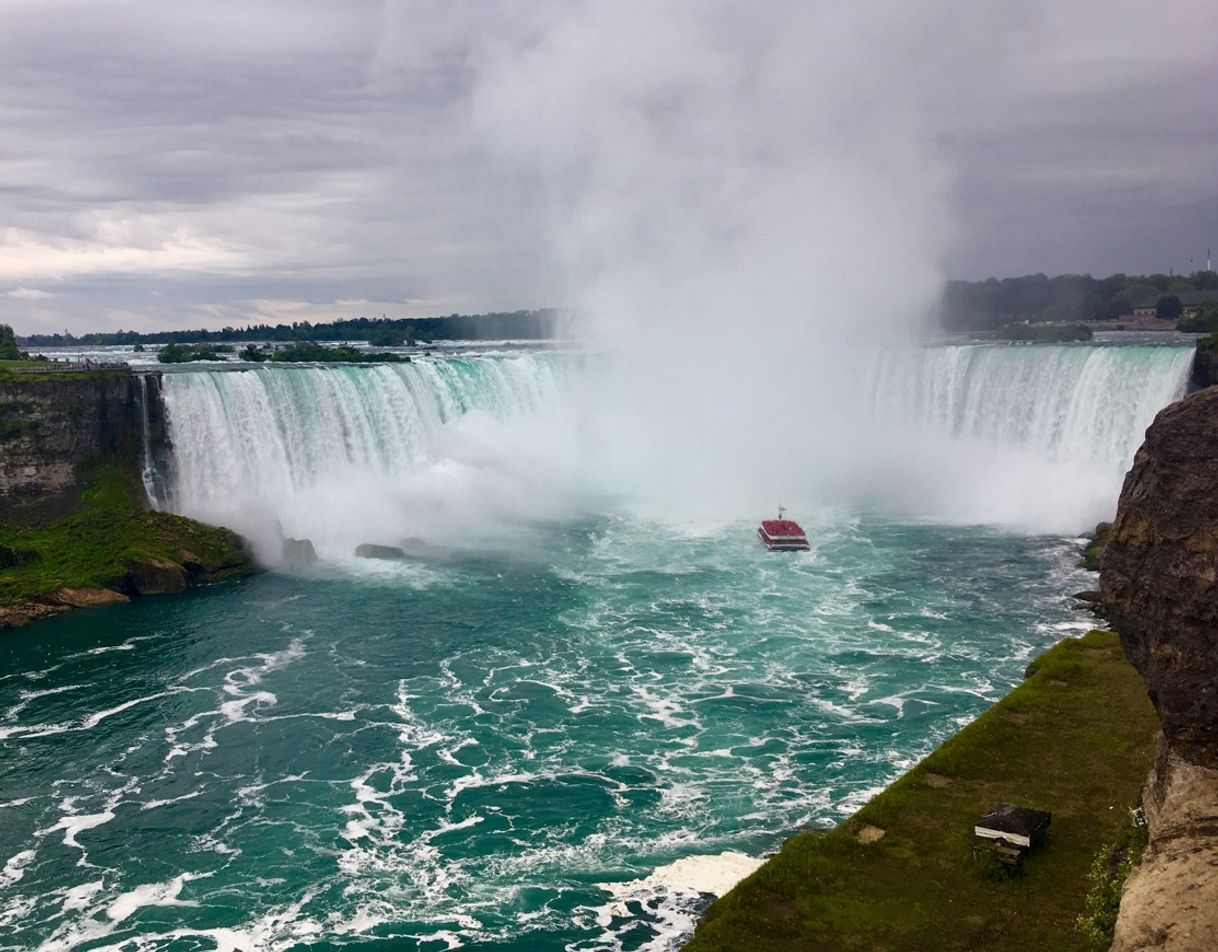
1101,386,1218,951
0,366,255,627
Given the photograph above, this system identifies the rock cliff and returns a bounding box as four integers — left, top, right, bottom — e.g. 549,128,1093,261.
1100,385,1218,951
0,370,167,521
0,369,255,627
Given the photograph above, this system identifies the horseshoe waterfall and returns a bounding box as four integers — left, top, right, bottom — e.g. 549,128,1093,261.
0,342,1195,951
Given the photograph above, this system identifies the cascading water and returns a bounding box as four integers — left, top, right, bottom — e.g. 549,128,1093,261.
869,344,1192,468
160,355,567,559
135,373,161,511
851,343,1194,530
160,344,1193,548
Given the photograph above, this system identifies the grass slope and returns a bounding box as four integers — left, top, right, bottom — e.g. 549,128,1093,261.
687,631,1156,952
0,465,251,606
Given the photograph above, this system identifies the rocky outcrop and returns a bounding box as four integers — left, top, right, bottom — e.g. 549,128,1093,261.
1110,741,1218,952
122,556,188,595
1189,339,1218,391
1101,385,1218,950
355,543,406,560
0,587,129,628
1101,387,1218,762
0,370,165,520
282,537,317,565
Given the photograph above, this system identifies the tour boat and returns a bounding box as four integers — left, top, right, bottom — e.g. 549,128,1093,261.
757,506,810,551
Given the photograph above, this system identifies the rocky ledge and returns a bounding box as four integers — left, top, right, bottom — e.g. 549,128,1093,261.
1101,385,1218,951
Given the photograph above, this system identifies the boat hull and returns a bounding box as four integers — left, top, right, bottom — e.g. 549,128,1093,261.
757,527,810,551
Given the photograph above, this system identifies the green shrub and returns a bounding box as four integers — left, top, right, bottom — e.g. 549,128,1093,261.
997,322,1093,342
1077,808,1147,949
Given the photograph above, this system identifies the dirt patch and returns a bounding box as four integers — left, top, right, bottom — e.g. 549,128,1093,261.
1005,712,1030,726
924,772,954,788
856,825,886,844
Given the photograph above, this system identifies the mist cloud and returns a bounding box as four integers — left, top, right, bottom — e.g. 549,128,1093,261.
0,1,1214,333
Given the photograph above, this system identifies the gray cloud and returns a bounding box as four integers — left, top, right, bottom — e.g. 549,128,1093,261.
0,0,1215,333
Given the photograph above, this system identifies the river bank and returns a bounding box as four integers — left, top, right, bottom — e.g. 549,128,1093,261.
0,463,257,628
0,365,258,628
685,629,1157,951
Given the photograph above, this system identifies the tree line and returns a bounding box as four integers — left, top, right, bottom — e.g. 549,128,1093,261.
16,309,561,348
942,271,1218,330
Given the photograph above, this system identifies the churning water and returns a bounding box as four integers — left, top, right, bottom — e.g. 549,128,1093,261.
0,343,1194,951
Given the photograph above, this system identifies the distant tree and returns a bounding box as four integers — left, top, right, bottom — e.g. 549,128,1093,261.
1178,303,1218,334
368,325,409,347
157,343,189,363
1193,270,1218,290
239,344,270,362
997,322,1093,343
0,324,25,360
1111,283,1160,312
1156,294,1183,321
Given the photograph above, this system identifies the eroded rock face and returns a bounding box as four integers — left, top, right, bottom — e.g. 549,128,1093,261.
1101,386,1218,951
0,372,150,521
122,557,188,595
1111,741,1218,952
1101,386,1218,764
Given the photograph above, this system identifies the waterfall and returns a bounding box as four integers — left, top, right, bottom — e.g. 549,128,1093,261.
158,345,1195,551
135,374,161,510
869,344,1193,469
159,355,566,559
857,343,1194,528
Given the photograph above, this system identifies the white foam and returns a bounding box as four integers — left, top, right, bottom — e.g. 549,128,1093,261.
106,873,199,922
42,810,115,850
4,683,87,721
61,880,103,912
1,848,36,885
599,850,763,902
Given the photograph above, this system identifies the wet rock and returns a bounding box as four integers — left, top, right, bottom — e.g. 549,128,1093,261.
1072,590,1103,603
52,587,128,609
282,537,317,565
1079,522,1113,571
123,556,188,595
355,543,406,561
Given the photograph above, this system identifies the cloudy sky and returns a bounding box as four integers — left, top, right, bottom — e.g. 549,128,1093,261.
1,0,1215,334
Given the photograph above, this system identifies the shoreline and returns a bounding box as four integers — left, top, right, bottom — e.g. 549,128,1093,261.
0,466,260,631
685,626,1154,950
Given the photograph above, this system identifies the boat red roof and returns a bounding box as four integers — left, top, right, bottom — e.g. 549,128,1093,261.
760,519,806,536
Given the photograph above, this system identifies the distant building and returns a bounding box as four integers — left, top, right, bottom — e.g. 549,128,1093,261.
1133,290,1218,320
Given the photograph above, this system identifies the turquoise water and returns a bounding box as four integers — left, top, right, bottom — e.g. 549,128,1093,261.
0,516,1095,950
0,343,1193,950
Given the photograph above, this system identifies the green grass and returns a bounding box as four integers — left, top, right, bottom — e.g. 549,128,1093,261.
0,465,252,605
0,361,127,382
687,631,1157,952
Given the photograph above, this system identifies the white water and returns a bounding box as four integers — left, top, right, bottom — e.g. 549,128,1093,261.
159,344,1193,557
160,356,572,561
849,344,1194,529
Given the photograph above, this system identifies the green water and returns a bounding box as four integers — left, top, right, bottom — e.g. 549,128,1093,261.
0,515,1095,950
